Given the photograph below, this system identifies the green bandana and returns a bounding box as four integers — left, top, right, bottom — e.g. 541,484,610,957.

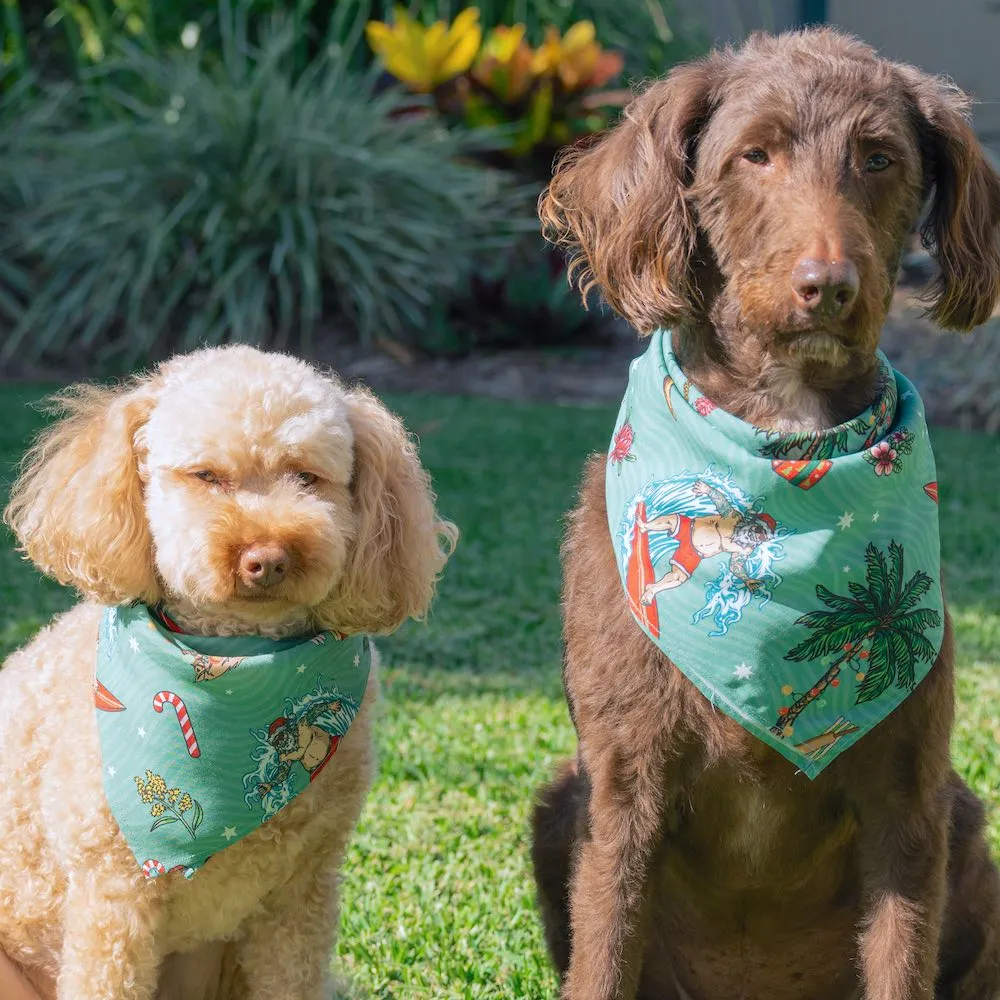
94,603,370,878
606,331,944,777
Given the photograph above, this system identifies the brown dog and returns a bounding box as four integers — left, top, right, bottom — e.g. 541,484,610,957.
532,29,1000,1000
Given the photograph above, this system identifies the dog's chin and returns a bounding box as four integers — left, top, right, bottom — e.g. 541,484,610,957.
226,597,313,633
162,574,337,637
772,327,854,368
227,583,325,622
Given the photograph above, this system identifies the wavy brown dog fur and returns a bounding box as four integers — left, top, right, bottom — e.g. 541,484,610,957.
532,28,1000,1000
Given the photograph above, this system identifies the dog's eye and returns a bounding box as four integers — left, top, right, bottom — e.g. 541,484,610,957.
296,472,319,487
742,149,769,166
192,470,219,484
865,153,892,173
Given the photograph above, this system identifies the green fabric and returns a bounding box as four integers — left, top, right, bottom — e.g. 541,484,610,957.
94,603,370,878
605,331,944,777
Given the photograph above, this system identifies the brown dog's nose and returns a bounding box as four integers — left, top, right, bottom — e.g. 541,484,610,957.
791,258,859,317
238,543,289,588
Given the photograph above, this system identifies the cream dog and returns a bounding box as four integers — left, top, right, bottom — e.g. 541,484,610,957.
0,346,456,1000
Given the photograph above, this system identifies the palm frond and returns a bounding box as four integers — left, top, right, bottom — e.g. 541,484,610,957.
893,607,943,637
814,584,872,616
847,580,879,610
893,627,939,666
886,539,905,607
894,571,934,615
856,630,897,703
785,621,870,663
863,542,891,615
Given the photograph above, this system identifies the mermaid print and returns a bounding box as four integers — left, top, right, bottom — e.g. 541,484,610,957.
242,677,361,822
619,468,790,637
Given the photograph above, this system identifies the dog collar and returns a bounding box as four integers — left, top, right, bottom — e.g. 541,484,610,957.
605,330,944,777
94,602,370,877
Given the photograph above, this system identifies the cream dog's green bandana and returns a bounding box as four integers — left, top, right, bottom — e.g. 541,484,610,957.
606,331,944,777
94,603,370,878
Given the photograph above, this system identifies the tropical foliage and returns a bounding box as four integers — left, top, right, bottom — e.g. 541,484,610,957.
772,540,942,736
366,5,628,161
3,0,690,85
0,0,697,363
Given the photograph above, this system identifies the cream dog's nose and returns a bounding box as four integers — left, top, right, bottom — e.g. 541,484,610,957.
238,543,289,588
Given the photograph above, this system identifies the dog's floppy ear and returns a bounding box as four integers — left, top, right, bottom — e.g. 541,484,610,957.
901,67,1000,330
325,387,456,635
539,55,723,333
3,379,160,603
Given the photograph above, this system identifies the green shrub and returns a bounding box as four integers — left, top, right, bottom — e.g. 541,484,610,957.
424,231,608,354
1,13,535,367
0,67,48,329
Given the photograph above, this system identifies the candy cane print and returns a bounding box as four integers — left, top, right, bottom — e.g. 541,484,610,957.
152,691,201,758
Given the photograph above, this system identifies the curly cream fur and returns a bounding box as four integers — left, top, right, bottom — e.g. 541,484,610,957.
0,345,455,1000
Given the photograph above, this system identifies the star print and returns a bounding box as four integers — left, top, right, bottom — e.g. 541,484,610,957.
128,636,140,653
842,565,851,573
353,654,361,667
733,662,753,681
107,765,117,778
226,689,234,695
222,826,238,841
837,511,855,530
872,511,880,523
297,664,307,674
136,726,146,738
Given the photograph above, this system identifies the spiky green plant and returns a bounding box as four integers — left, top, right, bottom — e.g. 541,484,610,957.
1,8,534,367
0,66,52,330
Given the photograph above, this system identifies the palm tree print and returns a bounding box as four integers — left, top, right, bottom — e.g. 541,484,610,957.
757,419,869,462
770,540,941,739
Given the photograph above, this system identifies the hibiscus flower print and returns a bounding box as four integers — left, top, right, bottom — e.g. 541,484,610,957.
869,441,897,475
864,428,914,476
609,421,637,474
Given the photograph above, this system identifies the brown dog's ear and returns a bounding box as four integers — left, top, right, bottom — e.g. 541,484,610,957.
539,56,723,333
3,379,160,603
902,68,1000,330
325,387,456,635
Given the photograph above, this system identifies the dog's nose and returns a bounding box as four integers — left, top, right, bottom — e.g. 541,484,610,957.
238,543,289,588
791,258,859,317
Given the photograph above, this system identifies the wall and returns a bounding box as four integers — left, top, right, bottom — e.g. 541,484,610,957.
676,0,1000,142
827,0,1000,140
675,0,802,46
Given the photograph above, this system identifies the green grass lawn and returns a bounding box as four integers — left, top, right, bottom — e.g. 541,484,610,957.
1,386,998,999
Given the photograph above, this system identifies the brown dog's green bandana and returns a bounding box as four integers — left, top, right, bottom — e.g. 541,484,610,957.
605,331,944,777
94,602,370,877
